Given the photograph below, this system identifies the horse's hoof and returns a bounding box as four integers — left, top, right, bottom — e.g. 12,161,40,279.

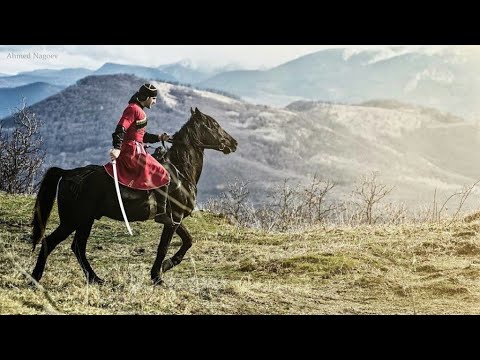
27,279,39,288
161,258,174,273
89,276,105,285
152,277,164,286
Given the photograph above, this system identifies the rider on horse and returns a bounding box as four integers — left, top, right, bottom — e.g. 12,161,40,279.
103,83,172,224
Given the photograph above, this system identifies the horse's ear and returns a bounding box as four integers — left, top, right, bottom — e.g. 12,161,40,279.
195,107,200,115
190,107,194,116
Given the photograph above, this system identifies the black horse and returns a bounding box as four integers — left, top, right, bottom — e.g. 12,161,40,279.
31,107,237,285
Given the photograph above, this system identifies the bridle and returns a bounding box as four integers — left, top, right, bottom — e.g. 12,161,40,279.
165,138,226,151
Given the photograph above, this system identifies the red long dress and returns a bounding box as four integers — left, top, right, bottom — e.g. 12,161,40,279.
104,102,170,190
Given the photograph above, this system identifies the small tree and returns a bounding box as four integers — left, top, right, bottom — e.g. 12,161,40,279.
301,174,336,224
0,100,45,194
352,171,394,225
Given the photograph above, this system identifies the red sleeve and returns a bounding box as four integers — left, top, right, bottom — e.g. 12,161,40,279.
117,106,136,129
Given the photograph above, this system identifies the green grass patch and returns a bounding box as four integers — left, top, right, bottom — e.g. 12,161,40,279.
238,253,357,278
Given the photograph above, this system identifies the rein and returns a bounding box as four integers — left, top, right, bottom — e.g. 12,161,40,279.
164,138,225,151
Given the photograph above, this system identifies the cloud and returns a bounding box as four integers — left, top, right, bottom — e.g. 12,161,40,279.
1,45,478,75
0,45,352,74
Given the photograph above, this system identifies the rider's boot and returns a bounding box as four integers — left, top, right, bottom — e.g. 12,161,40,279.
154,185,173,225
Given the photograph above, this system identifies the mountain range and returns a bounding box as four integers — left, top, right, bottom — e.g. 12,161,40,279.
199,48,480,121
0,61,220,90
2,73,480,209
0,62,221,118
0,68,93,88
2,48,480,121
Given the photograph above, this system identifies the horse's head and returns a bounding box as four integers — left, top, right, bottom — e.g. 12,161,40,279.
183,107,238,154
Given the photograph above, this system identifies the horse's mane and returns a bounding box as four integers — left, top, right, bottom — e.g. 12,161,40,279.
172,112,217,148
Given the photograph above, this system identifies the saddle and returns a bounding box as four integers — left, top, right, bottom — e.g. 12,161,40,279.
112,159,181,220
62,150,181,219
64,165,103,200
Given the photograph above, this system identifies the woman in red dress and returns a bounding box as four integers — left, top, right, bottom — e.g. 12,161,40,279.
104,83,171,223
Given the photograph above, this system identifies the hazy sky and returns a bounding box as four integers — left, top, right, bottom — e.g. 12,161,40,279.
0,45,473,75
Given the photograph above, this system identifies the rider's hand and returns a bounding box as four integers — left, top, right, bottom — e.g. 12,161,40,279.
159,133,170,142
110,148,121,161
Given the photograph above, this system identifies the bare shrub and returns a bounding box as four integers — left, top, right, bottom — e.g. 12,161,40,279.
328,193,364,227
218,180,250,221
0,101,45,194
409,204,433,224
426,179,480,224
204,176,337,232
203,173,480,231
268,179,301,231
203,180,254,227
350,171,394,225
301,174,336,224
378,201,408,225
250,178,338,231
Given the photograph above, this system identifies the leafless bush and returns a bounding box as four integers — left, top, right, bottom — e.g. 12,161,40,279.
272,172,396,227
329,193,364,227
0,101,45,194
203,180,254,227
427,179,480,224
267,179,301,231
248,178,338,231
378,202,408,225
301,174,336,224
203,173,480,231
219,180,250,221
350,171,394,225
204,176,337,232
409,204,432,223
253,204,278,232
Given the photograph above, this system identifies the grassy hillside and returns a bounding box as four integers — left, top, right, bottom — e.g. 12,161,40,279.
1,191,480,314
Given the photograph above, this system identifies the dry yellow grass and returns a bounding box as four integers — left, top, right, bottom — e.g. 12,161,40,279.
1,191,480,314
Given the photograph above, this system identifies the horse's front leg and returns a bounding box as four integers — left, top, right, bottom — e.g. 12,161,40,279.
151,224,178,285
161,223,193,273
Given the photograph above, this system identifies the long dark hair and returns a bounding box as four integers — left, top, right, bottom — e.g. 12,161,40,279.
128,92,148,105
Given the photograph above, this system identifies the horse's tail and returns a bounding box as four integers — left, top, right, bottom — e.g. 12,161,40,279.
31,167,65,251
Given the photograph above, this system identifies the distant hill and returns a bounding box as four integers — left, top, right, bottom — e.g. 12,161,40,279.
158,61,214,84
0,63,178,90
94,63,176,82
199,48,480,120
0,64,178,118
356,99,464,124
0,82,64,118
3,73,480,207
0,68,93,88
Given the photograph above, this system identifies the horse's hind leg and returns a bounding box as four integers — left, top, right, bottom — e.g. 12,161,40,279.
32,224,74,282
161,223,193,273
71,221,104,284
